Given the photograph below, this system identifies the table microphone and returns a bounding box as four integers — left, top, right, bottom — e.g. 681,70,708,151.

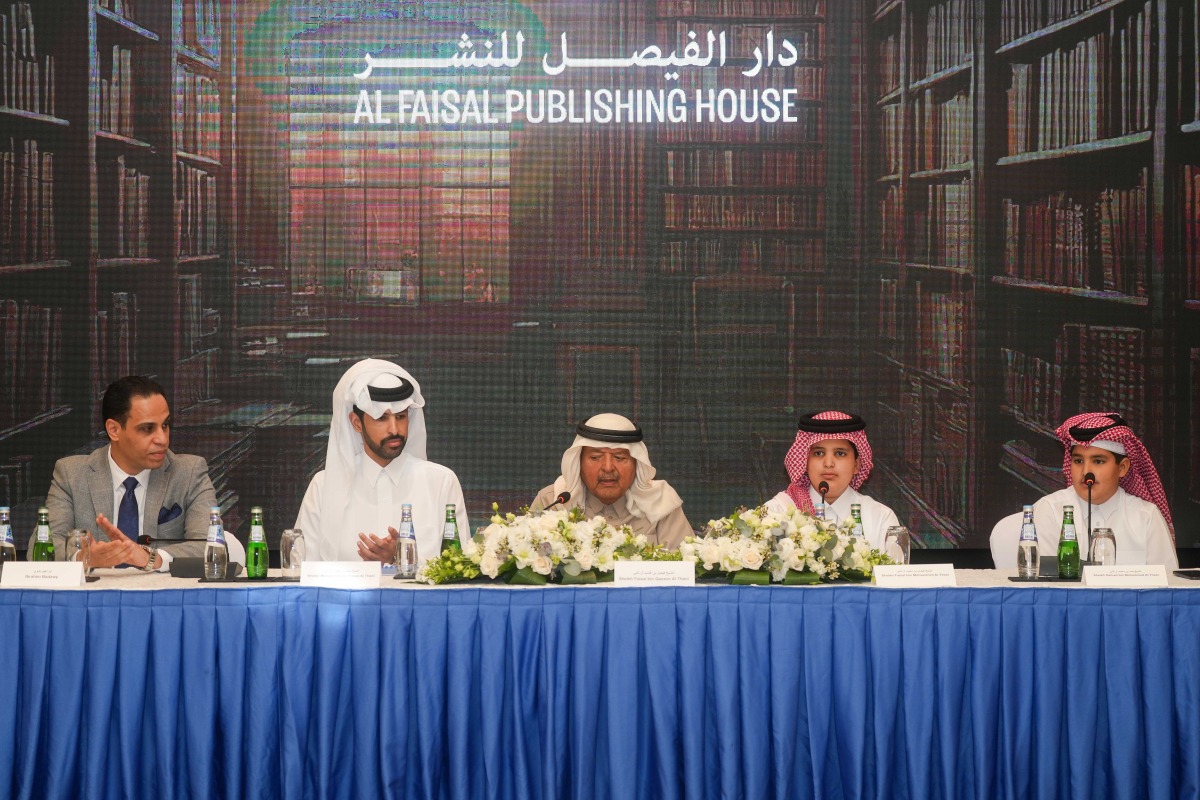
545,491,571,510
817,481,830,520
1083,472,1096,552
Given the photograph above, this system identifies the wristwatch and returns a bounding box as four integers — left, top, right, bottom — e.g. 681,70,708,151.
138,544,158,572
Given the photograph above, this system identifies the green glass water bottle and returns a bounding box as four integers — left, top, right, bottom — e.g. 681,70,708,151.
1057,505,1080,578
440,504,461,555
30,506,55,562
246,505,268,579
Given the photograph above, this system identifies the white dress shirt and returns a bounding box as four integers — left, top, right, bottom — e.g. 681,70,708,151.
296,452,469,564
1033,486,1177,568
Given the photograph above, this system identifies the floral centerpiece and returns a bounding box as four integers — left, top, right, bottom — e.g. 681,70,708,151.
417,505,680,586
679,505,893,584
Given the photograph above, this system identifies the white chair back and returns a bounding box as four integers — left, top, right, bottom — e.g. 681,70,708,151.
989,511,1025,569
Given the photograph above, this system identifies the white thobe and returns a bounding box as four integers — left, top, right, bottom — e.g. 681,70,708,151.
764,485,900,551
295,453,469,564
1033,487,1177,568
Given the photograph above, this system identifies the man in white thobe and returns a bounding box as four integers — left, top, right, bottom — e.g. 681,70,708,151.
294,359,468,564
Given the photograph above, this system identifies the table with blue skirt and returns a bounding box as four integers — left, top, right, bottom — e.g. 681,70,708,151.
1,573,1199,799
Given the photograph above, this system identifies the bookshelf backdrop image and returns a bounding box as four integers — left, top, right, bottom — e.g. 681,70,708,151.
1,0,1198,553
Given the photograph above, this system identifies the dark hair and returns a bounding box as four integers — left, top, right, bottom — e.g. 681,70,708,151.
351,405,365,422
102,375,167,430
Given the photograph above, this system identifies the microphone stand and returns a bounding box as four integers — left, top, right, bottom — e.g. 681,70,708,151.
1084,472,1095,561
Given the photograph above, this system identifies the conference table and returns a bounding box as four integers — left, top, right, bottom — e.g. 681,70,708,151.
2,571,1198,800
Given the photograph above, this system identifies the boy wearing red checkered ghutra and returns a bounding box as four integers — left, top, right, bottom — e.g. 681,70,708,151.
1031,412,1177,568
763,411,900,551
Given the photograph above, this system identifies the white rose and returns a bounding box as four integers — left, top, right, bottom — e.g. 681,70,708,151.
532,554,553,575
740,547,764,570
576,550,595,571
480,553,500,577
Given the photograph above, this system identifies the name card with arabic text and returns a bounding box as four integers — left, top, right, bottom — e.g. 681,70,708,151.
301,561,381,589
872,564,957,588
1082,564,1168,588
613,561,696,587
1,562,86,588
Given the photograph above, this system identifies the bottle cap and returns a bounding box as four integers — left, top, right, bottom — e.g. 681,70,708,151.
251,506,263,514
38,506,48,513
210,506,222,513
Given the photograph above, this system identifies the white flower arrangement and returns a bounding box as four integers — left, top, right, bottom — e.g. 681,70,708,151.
418,505,680,585
679,505,893,583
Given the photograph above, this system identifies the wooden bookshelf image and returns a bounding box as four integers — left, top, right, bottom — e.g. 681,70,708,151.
0,0,235,540
650,0,843,467
864,0,980,546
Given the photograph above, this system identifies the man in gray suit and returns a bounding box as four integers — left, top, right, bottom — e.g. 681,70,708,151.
36,376,219,571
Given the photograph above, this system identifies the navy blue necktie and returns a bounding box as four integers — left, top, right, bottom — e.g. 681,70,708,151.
118,476,140,541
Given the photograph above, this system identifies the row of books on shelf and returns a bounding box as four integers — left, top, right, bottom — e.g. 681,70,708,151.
655,108,821,144
659,22,822,62
105,155,150,259
909,179,974,271
0,137,55,266
1000,169,1147,296
179,273,220,354
877,104,900,175
875,31,899,99
1006,2,1152,155
0,453,36,510
894,380,973,527
176,347,218,409
1000,0,1122,45
175,65,221,160
91,291,139,431
877,276,899,340
658,235,823,274
662,147,824,187
876,184,901,261
914,284,969,384
0,298,61,428
913,0,973,79
100,46,135,139
181,0,222,61
657,0,825,17
176,162,219,257
1001,322,1145,434
675,66,824,101
1001,346,1064,432
662,193,824,230
0,5,54,116
911,87,972,172
1183,164,1200,300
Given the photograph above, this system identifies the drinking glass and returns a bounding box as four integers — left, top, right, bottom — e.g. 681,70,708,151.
884,525,910,565
280,528,305,579
1089,528,1117,566
65,529,91,572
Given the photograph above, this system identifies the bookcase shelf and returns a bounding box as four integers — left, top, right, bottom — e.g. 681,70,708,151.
991,276,1150,306
0,0,236,508
996,0,1130,55
996,131,1153,167
862,0,1197,539
95,7,161,42
96,130,155,151
0,108,70,127
0,261,69,277
907,60,972,92
1183,121,1200,134
176,151,222,169
0,406,72,445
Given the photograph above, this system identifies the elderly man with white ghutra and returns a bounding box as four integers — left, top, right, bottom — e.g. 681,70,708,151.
530,413,692,549
295,358,468,563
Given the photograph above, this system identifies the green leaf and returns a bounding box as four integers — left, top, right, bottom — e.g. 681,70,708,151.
731,569,771,585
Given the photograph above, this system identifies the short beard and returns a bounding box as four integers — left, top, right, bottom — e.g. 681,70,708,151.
365,433,405,463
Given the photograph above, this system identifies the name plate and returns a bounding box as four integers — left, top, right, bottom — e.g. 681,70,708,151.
1082,564,1168,588
301,561,381,589
1,562,86,588
872,564,957,588
613,561,696,587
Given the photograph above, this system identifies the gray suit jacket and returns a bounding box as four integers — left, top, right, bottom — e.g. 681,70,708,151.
35,445,217,560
